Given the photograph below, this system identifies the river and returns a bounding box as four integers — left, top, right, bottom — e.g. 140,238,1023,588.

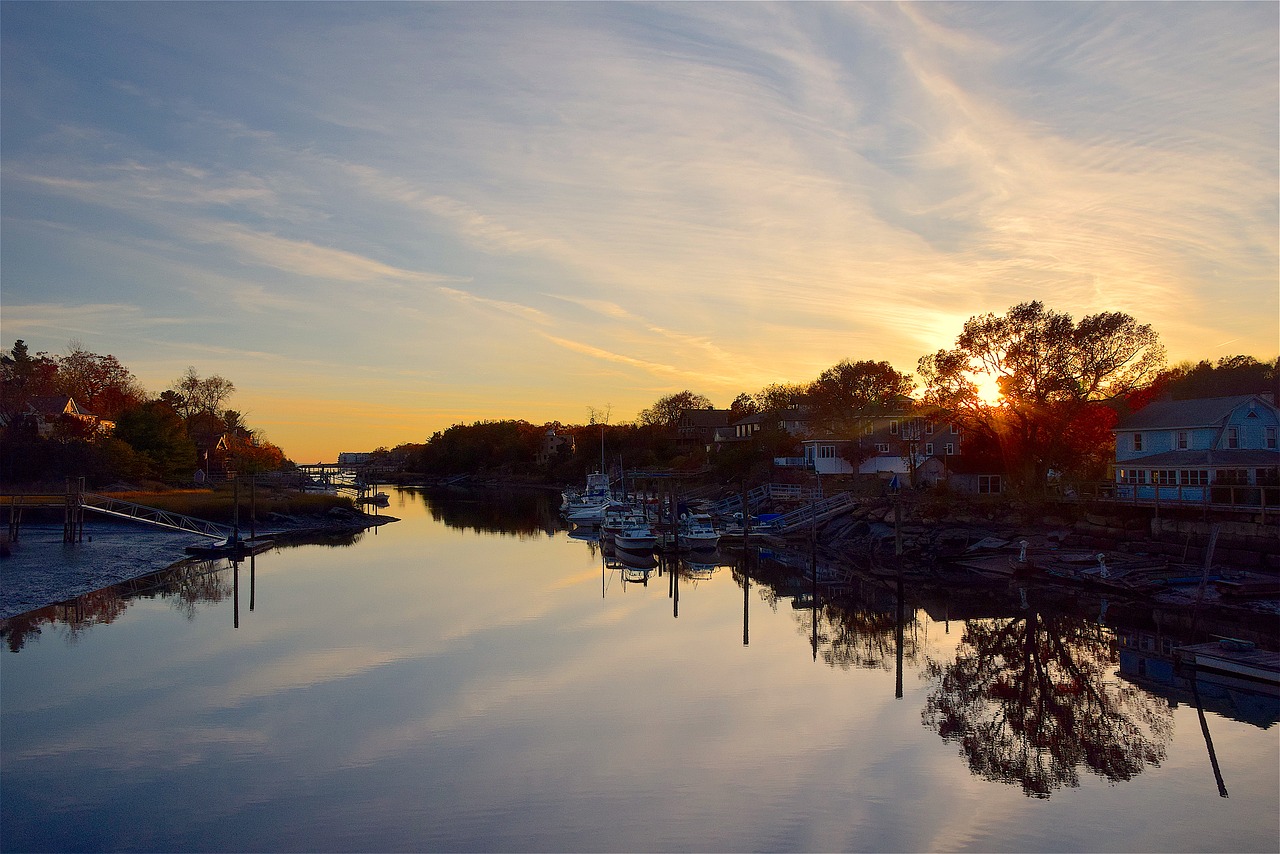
2,486,1277,852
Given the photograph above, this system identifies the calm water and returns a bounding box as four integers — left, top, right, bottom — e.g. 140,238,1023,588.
2,487,1277,852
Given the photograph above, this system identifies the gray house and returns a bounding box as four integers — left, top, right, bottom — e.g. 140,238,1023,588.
1112,394,1279,505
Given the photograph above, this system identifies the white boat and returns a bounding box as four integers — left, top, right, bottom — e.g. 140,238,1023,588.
614,516,657,552
561,472,616,522
678,514,721,551
566,499,628,525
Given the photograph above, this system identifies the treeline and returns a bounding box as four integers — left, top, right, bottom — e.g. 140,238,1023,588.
382,302,1277,494
1,340,290,486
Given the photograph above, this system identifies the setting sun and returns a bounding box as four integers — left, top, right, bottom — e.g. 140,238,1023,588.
973,372,1005,407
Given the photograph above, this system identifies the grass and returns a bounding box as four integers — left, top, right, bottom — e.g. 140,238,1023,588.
98,488,354,523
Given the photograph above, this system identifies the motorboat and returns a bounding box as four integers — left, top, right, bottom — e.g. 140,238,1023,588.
678,513,721,551
614,516,657,552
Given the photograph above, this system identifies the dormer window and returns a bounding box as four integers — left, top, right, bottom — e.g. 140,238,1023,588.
1226,427,1239,449
1133,432,1143,451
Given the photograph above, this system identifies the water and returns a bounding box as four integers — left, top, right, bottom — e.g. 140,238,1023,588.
2,487,1277,852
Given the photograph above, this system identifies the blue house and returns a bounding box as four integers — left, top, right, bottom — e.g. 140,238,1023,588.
1112,394,1280,506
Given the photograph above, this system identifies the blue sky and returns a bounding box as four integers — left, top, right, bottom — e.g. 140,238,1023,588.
3,1,1276,461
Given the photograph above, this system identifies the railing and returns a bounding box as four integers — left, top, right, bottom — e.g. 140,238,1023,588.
81,492,231,540
1061,481,1279,517
767,492,859,534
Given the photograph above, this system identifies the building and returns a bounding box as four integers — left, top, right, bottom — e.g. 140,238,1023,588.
1112,394,1280,506
677,408,733,450
536,428,574,466
19,396,115,439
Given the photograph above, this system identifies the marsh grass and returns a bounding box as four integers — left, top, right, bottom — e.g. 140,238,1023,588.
102,489,354,523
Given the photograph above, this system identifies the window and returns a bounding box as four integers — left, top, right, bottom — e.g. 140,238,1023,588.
1226,427,1239,449
925,443,934,456
1267,427,1276,449
1176,431,1189,450
1133,432,1144,451
944,443,954,456
1151,470,1177,484
951,423,960,435
818,445,837,459
978,475,1002,494
1122,470,1148,485
925,421,934,435
875,443,890,453
1179,470,1209,486
1215,469,1248,485
864,423,874,435
889,420,899,435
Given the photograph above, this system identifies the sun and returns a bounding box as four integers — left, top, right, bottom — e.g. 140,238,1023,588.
972,372,1004,406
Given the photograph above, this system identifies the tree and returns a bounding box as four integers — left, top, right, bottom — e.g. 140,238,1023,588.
754,382,807,414
918,302,1165,492
1,340,59,423
807,359,914,433
636,390,713,428
114,400,198,482
170,367,236,419
728,392,759,422
1162,355,1277,400
56,341,147,420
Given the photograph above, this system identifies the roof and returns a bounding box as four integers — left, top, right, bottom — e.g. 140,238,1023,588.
1119,448,1280,468
27,396,96,418
679,409,732,428
1116,395,1276,431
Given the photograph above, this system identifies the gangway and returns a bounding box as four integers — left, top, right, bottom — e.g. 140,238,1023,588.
80,492,232,540
710,483,824,519
767,492,859,535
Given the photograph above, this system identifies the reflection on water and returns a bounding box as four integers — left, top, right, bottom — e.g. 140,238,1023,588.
1,527,369,651
2,487,1277,851
405,485,564,537
923,612,1172,798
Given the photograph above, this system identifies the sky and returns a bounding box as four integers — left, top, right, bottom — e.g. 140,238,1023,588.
2,1,1277,463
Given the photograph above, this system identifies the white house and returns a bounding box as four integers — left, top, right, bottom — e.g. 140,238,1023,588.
1112,394,1280,505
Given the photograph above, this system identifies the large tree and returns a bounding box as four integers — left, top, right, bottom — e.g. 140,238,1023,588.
114,400,198,482
57,341,147,420
807,359,914,433
635,390,713,428
918,302,1164,491
170,367,236,419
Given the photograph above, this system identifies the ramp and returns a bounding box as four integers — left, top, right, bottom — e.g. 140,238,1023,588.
768,492,859,534
81,492,231,540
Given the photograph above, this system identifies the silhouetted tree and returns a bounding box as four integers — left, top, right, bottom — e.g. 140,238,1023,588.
918,302,1164,492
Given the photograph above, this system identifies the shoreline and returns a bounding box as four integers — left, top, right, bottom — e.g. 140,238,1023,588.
0,506,395,619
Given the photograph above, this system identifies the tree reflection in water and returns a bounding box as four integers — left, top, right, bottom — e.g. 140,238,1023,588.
922,612,1173,798
409,487,564,538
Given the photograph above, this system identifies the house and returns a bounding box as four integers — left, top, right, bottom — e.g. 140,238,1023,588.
536,428,574,466
677,408,733,450
787,412,955,487
717,405,814,446
20,396,115,439
1112,394,1280,505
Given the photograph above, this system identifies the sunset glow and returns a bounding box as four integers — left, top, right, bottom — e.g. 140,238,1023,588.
3,2,1276,462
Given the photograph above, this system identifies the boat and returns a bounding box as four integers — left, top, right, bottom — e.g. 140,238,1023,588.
565,499,628,526
1175,638,1280,687
613,515,657,552
678,514,721,551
